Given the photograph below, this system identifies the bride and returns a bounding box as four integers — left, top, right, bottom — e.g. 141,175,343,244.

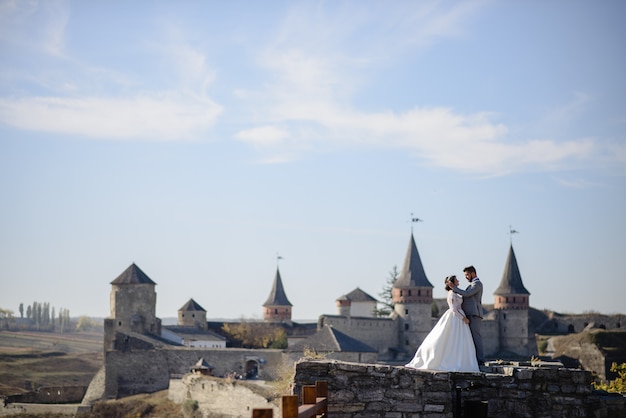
405,275,479,372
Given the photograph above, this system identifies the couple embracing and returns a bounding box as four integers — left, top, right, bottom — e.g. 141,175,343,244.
405,265,484,372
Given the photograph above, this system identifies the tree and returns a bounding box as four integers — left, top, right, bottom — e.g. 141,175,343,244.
594,362,626,393
26,304,32,319
222,319,288,349
76,316,99,332
373,266,399,317
19,303,24,318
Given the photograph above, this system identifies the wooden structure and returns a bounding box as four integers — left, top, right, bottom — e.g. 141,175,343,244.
252,380,327,418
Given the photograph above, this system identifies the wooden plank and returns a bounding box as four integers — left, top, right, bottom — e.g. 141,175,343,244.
315,380,328,398
298,398,327,418
252,408,273,418
302,385,316,404
282,395,298,418
316,381,328,414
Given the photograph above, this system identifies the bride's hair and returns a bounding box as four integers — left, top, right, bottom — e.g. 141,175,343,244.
444,275,456,291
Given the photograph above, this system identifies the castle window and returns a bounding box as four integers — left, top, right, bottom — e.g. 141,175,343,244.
405,323,409,330
405,309,408,315
192,314,195,318
408,290,412,296
118,321,122,326
503,313,507,320
405,340,409,346
513,297,516,303
182,314,185,318
418,290,421,296
506,297,509,303
274,309,278,314
400,290,403,296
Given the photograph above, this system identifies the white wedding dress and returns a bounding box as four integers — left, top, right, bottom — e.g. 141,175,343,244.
405,290,479,372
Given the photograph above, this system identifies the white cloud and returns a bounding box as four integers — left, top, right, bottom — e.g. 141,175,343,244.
0,93,222,140
235,125,289,147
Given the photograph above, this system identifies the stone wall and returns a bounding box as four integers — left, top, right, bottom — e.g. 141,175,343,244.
103,347,286,398
293,359,626,418
319,315,398,356
169,375,280,417
4,385,86,404
540,313,625,334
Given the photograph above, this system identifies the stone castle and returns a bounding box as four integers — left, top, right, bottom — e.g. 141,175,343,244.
91,232,624,400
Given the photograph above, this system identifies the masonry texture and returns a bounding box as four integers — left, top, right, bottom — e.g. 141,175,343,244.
293,359,626,418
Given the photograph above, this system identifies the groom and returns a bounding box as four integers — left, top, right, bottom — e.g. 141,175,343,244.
451,265,484,365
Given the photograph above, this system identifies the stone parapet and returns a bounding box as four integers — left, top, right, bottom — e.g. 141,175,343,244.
293,359,626,418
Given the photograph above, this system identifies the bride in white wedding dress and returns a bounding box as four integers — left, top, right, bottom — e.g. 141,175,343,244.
405,275,479,372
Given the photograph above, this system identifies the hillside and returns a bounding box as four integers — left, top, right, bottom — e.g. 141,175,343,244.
0,330,103,397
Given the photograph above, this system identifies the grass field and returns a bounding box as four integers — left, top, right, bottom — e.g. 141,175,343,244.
0,330,103,396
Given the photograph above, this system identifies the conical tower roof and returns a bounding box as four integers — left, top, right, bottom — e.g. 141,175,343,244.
263,268,292,307
494,244,530,295
111,263,156,285
394,233,433,288
179,298,206,312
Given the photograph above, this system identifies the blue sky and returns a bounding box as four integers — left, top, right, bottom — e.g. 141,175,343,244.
1,0,624,321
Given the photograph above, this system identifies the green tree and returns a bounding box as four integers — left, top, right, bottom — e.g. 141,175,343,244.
373,266,399,317
26,304,32,319
76,316,99,332
43,302,50,327
19,303,24,318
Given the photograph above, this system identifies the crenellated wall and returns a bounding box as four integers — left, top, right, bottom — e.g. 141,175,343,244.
293,359,626,418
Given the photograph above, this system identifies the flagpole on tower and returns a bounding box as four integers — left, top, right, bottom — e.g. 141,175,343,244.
276,252,283,267
410,213,423,233
509,225,519,244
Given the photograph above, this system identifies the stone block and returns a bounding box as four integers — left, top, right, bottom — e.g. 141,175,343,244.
333,389,355,402
515,368,534,380
547,384,561,393
358,387,384,402
424,403,445,412
394,402,422,412
385,388,419,400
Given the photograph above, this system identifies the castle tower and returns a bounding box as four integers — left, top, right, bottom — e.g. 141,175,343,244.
178,298,208,330
263,267,293,324
104,263,162,351
392,233,434,351
336,295,351,317
336,288,378,317
493,244,531,356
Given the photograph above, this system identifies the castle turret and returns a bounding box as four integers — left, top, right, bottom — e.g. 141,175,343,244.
336,295,351,317
392,233,434,351
263,267,292,323
104,263,162,351
178,298,208,330
336,288,378,317
493,244,531,356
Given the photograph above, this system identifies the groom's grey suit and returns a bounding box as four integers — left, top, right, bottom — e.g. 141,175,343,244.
452,278,484,364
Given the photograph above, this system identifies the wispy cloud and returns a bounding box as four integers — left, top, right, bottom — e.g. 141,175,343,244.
0,0,620,176
0,94,222,140
232,2,602,175
0,0,69,56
